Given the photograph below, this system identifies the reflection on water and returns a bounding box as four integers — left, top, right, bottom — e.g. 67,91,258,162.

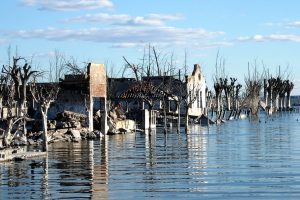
1,112,300,199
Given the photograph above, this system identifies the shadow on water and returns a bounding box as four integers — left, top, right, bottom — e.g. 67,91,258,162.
0,112,300,199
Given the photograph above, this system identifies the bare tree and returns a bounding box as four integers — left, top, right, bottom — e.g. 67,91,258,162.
123,46,203,134
234,83,242,115
172,52,203,133
285,80,294,109
0,74,7,116
65,56,87,75
212,51,226,118
175,63,201,133
1,57,39,147
123,45,179,134
1,74,25,147
262,65,294,113
152,48,178,134
30,82,59,151
213,80,223,115
242,62,263,116
123,56,142,81
3,57,39,142
278,79,287,111
3,58,38,116
159,75,178,134
2,58,21,108
49,50,67,82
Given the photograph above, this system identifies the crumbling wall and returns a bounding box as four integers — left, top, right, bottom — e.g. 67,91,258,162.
48,90,87,119
186,64,207,117
89,63,106,97
88,63,108,133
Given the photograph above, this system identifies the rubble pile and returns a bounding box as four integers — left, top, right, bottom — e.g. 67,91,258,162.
25,110,103,147
107,106,135,134
56,110,87,129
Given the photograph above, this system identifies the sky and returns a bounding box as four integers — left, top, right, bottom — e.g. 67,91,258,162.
1,0,300,94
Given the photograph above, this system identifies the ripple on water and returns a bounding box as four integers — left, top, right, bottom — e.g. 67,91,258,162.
0,113,300,199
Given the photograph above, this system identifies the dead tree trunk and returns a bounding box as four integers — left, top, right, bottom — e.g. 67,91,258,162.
148,103,153,134
263,79,268,107
3,117,22,147
185,104,189,133
162,98,168,134
3,118,13,147
177,101,181,134
0,75,6,116
41,109,49,152
243,63,262,116
286,81,294,110
214,82,222,117
225,92,231,111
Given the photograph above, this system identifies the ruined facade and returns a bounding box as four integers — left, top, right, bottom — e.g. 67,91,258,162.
47,63,107,133
108,63,207,119
186,64,207,117
44,62,207,134
48,75,88,119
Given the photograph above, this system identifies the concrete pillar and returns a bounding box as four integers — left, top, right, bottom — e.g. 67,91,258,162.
88,63,107,134
100,98,108,134
143,109,149,130
88,96,94,132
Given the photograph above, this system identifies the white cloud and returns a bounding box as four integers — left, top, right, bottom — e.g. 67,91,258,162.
30,51,55,58
66,13,131,23
253,34,265,42
10,26,226,49
110,43,147,48
122,14,183,26
147,14,183,21
20,0,113,11
263,22,283,27
65,13,183,26
111,42,169,49
13,1,227,49
285,21,300,28
194,41,232,49
122,16,165,26
237,34,300,42
264,20,300,29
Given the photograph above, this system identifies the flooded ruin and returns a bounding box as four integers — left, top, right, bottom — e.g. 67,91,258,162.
1,112,300,199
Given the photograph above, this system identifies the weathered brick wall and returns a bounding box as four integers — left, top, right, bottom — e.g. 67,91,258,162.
87,63,108,133
88,63,106,98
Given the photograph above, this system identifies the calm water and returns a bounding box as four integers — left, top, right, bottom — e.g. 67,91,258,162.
1,112,300,199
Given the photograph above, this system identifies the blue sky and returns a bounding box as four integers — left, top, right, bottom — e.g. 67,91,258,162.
1,0,300,94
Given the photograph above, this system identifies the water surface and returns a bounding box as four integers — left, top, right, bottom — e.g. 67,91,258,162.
1,112,300,199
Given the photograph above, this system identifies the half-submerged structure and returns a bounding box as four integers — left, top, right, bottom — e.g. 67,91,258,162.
107,63,207,133
48,63,108,134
